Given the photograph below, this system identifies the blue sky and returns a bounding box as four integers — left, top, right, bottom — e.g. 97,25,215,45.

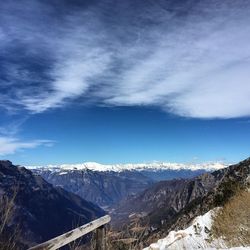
0,0,250,165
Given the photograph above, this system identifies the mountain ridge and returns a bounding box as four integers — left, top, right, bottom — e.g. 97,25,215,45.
28,162,224,208
109,157,250,248
26,161,227,172
0,160,105,249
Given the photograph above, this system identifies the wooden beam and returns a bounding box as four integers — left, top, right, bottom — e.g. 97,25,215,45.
28,215,111,250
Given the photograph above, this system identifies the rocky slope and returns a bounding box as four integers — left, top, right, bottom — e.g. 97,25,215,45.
111,169,224,228
144,207,250,250
0,160,105,249
111,158,250,247
145,187,250,249
167,158,250,234
31,168,154,208
144,208,221,250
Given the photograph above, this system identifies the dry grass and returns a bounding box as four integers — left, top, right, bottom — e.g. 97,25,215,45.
211,190,250,247
107,216,149,250
0,187,20,250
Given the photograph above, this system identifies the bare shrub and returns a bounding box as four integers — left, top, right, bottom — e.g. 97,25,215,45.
211,190,250,247
0,187,20,250
107,216,149,250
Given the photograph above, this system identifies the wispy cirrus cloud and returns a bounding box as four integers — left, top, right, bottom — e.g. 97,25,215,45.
0,0,250,118
0,117,54,156
0,136,54,156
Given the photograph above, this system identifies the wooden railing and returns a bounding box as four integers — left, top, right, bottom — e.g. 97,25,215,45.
28,215,111,250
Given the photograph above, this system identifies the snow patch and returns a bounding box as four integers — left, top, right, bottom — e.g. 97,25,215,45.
144,208,249,250
58,171,68,175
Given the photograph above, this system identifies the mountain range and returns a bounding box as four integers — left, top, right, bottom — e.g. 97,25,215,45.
27,162,226,208
26,161,226,172
1,159,248,249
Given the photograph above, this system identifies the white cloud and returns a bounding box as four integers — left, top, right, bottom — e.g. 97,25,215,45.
100,2,250,118
0,137,54,156
1,0,250,118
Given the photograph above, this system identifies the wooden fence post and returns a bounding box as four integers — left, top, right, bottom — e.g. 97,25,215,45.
96,225,106,250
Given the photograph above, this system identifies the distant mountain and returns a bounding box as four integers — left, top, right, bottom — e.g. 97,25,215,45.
27,162,226,208
27,161,226,172
0,160,105,249
30,168,153,208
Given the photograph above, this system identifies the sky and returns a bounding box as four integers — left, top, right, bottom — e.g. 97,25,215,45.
0,0,250,165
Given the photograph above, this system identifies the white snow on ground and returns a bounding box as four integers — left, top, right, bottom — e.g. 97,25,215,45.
58,171,68,175
26,161,227,172
144,208,250,250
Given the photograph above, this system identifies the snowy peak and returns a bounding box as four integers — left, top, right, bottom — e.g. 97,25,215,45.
26,161,227,172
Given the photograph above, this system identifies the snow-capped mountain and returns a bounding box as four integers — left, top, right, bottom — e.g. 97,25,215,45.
26,161,227,172
26,161,227,208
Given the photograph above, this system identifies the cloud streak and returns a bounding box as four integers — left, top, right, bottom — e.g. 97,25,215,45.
0,0,250,118
0,136,54,156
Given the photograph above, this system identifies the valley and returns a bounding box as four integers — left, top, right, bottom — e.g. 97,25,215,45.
27,162,226,209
